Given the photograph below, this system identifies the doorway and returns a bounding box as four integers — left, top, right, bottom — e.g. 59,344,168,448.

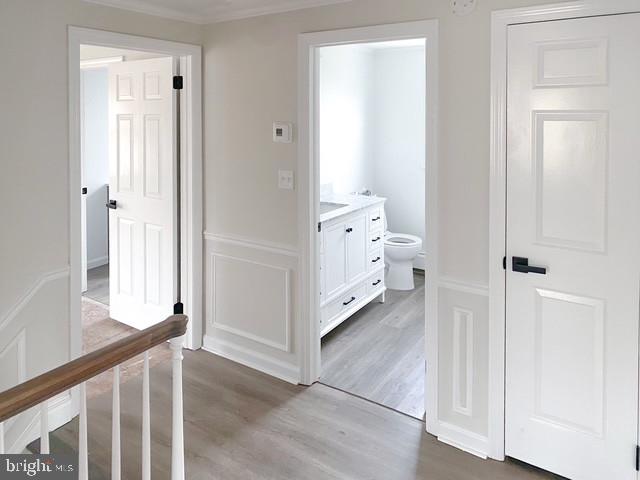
68,27,203,362
79,46,177,397
315,39,427,419
491,5,640,479
297,20,439,427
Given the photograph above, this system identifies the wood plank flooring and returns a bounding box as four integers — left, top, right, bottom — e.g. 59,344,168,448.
84,264,110,305
321,273,425,418
50,350,559,479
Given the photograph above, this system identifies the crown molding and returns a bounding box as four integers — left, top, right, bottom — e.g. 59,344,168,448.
82,0,352,25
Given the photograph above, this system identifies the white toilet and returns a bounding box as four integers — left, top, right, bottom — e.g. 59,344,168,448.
384,215,422,291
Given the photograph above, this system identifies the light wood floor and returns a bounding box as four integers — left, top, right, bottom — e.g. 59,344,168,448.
51,350,560,480
321,273,425,418
84,264,110,305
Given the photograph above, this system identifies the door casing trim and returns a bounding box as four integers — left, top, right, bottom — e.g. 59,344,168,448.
68,26,203,358
489,0,640,461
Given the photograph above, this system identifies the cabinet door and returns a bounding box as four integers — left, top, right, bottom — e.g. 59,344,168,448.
346,214,367,282
324,222,347,298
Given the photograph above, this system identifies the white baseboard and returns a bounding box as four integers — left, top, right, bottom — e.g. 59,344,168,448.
437,421,489,459
202,336,300,385
8,392,75,454
87,255,109,270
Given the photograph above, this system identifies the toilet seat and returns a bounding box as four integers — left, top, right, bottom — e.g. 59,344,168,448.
384,232,422,247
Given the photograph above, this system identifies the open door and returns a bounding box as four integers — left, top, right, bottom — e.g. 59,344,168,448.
107,57,176,330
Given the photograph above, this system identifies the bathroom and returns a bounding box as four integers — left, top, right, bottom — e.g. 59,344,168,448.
317,39,426,419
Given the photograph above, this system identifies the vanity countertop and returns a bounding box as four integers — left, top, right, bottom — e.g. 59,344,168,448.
319,193,386,223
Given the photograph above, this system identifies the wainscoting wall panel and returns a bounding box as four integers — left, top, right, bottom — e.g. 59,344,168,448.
203,233,300,383
437,278,490,458
0,268,74,453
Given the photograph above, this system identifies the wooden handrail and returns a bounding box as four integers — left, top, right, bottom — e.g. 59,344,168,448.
0,314,188,423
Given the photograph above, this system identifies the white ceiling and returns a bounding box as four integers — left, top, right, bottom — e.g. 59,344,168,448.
83,0,352,24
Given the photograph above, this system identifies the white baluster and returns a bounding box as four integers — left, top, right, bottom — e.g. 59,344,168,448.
142,352,151,480
79,382,88,480
112,365,121,480
40,401,49,454
169,337,185,480
0,421,5,454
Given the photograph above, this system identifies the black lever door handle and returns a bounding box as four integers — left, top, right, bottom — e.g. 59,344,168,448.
343,296,356,306
106,200,117,210
512,256,546,275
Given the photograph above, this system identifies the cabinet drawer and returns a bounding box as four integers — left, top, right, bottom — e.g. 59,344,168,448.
368,207,383,230
322,283,367,325
367,270,385,295
369,231,383,251
368,249,384,271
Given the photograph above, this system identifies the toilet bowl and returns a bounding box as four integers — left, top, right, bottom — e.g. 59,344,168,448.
384,233,422,290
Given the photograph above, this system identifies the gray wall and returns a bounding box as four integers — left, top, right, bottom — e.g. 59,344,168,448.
82,67,109,268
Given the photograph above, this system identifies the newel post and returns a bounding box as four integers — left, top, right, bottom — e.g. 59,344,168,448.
169,336,185,480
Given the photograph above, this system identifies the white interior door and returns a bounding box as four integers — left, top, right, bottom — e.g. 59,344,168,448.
108,57,175,330
506,14,640,480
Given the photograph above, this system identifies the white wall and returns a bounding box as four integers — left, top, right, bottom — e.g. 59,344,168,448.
82,67,109,269
319,44,374,195
372,46,425,246
202,0,574,458
0,0,201,453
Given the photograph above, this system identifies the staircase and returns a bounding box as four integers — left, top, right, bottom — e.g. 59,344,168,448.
0,315,188,480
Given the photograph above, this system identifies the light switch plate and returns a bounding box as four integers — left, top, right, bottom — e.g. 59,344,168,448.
278,170,294,190
273,122,293,143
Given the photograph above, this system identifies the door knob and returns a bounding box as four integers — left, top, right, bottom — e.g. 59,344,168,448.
106,200,117,210
512,256,546,275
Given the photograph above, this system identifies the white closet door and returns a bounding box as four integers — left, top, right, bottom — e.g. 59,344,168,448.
506,14,640,480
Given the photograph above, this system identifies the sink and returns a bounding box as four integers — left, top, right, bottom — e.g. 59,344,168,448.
320,201,348,214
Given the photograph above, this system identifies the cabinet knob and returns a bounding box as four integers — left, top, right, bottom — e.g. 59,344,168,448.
346,227,353,233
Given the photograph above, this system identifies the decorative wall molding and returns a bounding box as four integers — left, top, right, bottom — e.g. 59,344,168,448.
452,307,474,417
0,268,70,332
204,232,299,258
438,277,489,297
7,393,73,454
203,336,299,384
82,0,352,25
437,421,489,459
208,252,292,352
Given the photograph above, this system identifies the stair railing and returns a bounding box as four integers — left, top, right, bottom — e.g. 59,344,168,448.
0,314,188,480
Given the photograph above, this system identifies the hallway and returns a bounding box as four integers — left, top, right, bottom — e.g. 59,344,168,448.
50,350,559,479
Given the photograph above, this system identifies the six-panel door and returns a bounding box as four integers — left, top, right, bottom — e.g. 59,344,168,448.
108,57,176,330
506,14,640,480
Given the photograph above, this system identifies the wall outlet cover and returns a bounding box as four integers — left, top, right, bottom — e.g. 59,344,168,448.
278,170,294,190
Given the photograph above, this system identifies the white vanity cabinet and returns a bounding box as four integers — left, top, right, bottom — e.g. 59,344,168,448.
320,200,386,336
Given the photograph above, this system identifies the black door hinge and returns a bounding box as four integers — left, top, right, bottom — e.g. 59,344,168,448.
173,75,183,90
318,222,322,233
174,302,184,315
503,256,506,270
635,445,639,471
